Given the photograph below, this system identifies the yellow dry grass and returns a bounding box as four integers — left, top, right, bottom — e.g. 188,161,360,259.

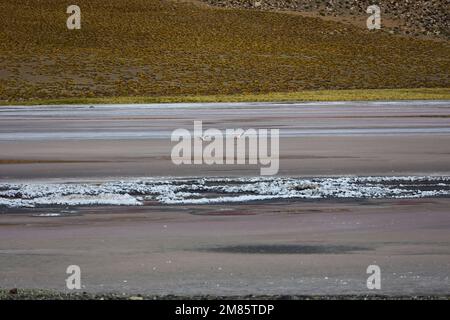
0,0,448,103
2,88,449,106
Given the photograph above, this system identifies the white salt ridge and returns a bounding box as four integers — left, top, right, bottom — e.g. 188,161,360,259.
0,193,141,208
0,176,449,208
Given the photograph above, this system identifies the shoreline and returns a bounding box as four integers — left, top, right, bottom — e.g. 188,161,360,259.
1,88,449,106
1,176,450,209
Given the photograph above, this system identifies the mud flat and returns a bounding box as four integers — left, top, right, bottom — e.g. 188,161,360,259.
0,198,450,296
0,101,449,297
1,101,450,179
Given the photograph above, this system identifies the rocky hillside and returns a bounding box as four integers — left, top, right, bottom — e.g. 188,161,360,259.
202,0,449,38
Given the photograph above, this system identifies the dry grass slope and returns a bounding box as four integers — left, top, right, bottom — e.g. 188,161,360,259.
0,0,448,103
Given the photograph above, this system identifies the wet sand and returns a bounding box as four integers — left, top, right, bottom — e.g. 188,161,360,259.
0,101,449,296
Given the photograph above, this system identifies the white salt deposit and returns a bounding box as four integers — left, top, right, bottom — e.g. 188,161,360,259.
0,176,449,208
